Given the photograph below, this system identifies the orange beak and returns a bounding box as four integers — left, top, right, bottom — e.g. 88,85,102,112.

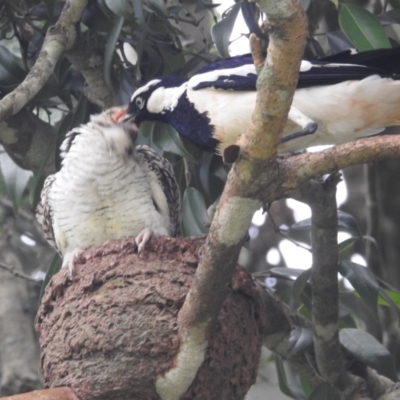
112,108,127,122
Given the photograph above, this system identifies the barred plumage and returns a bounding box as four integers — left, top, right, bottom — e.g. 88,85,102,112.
36,107,181,275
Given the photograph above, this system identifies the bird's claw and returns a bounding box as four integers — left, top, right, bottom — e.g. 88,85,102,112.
135,228,153,254
280,122,318,144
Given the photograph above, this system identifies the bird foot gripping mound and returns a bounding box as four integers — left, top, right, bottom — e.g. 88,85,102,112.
36,107,181,277
36,237,267,400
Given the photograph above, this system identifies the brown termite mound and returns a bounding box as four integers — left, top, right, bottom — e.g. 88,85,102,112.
36,237,267,400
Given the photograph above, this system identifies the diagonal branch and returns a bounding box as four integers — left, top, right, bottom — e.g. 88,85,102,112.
154,1,309,398
0,0,89,122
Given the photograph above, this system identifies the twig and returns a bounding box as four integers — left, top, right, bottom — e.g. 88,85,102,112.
267,209,312,251
0,261,42,285
0,0,89,122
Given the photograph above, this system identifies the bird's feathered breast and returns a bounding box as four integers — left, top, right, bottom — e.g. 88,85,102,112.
37,115,181,258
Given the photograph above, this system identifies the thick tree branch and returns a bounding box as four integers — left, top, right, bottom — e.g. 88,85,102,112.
65,35,118,109
291,177,389,399
0,0,88,122
156,1,308,399
0,387,79,400
292,176,359,395
253,135,400,205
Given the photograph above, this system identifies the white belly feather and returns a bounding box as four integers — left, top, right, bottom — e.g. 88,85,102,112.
187,76,400,153
48,133,169,257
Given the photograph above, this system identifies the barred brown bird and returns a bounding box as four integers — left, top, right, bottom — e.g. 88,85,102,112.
36,107,181,276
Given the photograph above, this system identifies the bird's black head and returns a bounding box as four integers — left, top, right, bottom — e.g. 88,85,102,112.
127,76,188,125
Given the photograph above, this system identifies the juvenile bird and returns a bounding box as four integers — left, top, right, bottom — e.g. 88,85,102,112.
36,107,181,276
126,48,400,155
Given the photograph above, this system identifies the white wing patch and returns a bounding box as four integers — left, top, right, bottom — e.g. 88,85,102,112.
187,64,256,89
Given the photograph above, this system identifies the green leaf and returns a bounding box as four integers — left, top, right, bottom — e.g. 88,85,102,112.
39,253,62,301
269,267,306,280
0,152,32,213
29,145,53,208
43,0,56,19
182,187,210,236
105,0,129,16
104,15,124,87
338,237,359,258
289,268,312,314
287,327,313,357
0,45,26,80
199,152,214,198
132,0,144,24
274,357,299,399
309,383,341,400
378,288,400,324
339,4,392,50
338,261,379,319
152,123,198,163
212,3,241,58
339,292,379,327
340,328,397,381
378,289,400,307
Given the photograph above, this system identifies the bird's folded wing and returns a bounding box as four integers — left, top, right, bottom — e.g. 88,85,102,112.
135,145,181,237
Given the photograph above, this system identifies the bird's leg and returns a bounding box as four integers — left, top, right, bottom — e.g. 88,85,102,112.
280,106,318,144
135,228,153,254
62,248,85,279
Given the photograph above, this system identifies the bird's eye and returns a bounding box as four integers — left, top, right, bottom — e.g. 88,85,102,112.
135,97,144,109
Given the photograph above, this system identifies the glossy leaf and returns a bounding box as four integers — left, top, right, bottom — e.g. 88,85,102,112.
269,267,305,280
377,9,400,25
339,4,392,50
339,292,379,328
105,0,128,16
338,261,379,319
132,0,144,24
152,123,198,163
378,289,400,308
39,253,62,301
289,210,362,237
0,152,33,212
338,237,359,259
274,357,300,399
43,0,56,18
182,187,210,236
199,152,213,197
287,327,313,357
0,45,26,80
289,268,312,314
212,3,241,58
327,30,353,54
340,328,397,381
309,383,341,400
337,211,362,237
378,288,400,324
29,143,52,208
104,15,124,87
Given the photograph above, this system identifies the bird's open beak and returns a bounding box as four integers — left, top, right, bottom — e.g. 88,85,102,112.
111,107,139,138
112,108,128,122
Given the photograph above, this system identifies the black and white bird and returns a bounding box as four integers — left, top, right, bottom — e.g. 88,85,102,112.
125,47,400,155
36,107,181,275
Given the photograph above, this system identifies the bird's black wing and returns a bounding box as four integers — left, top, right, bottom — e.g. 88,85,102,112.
190,47,400,92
